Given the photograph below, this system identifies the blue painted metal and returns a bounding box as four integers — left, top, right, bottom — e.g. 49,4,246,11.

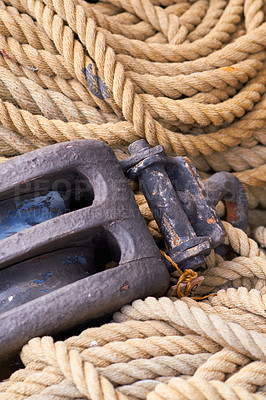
0,191,67,240
0,247,95,314
0,190,94,313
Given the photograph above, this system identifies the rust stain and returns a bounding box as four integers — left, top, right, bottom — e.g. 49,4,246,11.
225,201,239,223
172,235,180,247
185,160,204,200
120,281,129,291
162,214,180,247
183,156,192,164
207,216,216,224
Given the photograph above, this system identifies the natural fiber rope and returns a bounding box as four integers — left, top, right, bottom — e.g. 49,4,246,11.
0,0,264,164
253,226,266,247
0,227,265,400
0,243,266,396
0,0,265,399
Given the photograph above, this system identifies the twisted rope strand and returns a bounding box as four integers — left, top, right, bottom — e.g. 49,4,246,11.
253,226,266,248
0,1,265,399
147,377,266,400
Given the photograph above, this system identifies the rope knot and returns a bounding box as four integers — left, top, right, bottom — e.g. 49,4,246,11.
176,268,198,298
160,250,215,300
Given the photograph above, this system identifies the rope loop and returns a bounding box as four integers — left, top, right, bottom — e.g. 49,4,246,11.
160,250,216,300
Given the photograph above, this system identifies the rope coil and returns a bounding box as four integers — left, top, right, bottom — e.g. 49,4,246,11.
0,0,265,399
0,0,263,171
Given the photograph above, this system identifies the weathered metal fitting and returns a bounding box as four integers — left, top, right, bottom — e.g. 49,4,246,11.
123,140,226,271
126,153,165,180
0,140,169,361
204,172,248,232
120,140,164,174
167,237,211,272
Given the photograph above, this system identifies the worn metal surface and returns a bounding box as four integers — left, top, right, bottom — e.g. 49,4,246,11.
123,140,226,271
0,191,68,240
0,247,95,313
0,140,169,361
205,172,248,232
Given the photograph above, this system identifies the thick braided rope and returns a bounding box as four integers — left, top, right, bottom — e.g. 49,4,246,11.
65,320,185,352
248,186,266,209
112,297,266,360
196,257,266,295
226,361,266,392
194,348,251,381
0,1,265,399
1,294,265,398
191,145,266,173
2,228,265,398
0,0,260,159
1,286,265,398
22,334,221,368
127,58,265,99
0,55,113,110
210,287,266,317
1,308,265,399
177,294,266,334
0,96,266,180
147,377,265,400
0,65,120,123
0,74,265,172
0,0,264,163
0,94,265,159
253,226,266,248
0,4,57,52
222,221,266,257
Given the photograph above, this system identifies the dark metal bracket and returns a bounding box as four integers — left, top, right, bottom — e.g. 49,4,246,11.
0,140,169,361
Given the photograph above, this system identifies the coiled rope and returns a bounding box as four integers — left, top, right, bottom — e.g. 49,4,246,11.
0,223,265,399
0,0,265,398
